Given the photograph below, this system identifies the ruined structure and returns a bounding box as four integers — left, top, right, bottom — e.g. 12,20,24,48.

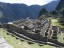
0,18,64,47
1,18,58,41
12,18,59,40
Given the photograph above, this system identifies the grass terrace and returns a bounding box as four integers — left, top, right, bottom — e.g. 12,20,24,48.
51,18,64,28
57,33,64,43
0,28,55,48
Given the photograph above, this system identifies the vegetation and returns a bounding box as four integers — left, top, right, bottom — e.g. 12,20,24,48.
57,33,64,43
50,18,64,28
39,8,48,17
59,8,64,24
50,10,58,15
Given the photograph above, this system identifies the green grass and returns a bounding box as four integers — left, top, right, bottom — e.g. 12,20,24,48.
57,33,64,43
0,28,55,48
30,44,54,48
51,18,64,28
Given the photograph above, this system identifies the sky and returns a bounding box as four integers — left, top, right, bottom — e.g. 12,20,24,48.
0,0,57,6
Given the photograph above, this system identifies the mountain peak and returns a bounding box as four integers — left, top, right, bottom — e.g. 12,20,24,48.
43,0,60,11
56,0,64,10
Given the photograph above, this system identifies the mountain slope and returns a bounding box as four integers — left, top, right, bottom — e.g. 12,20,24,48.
0,3,43,23
43,0,60,11
56,0,64,10
0,0,60,23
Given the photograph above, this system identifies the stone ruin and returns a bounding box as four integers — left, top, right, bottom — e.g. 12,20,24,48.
0,18,64,47
12,18,59,40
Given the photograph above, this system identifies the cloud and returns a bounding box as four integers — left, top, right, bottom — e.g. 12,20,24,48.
0,0,54,5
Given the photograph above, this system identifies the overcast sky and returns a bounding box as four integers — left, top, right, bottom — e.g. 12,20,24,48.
0,0,57,6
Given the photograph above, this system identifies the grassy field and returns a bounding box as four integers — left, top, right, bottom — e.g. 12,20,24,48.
0,28,55,48
51,18,64,28
57,33,64,43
